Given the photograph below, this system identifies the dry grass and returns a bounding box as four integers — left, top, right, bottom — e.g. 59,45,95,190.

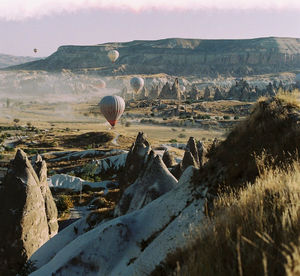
276,89,300,108
153,161,300,276
199,96,300,196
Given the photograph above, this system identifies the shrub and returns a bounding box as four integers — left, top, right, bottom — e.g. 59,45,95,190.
178,133,186,138
56,195,73,214
223,115,230,120
169,139,178,143
125,122,131,127
234,115,240,120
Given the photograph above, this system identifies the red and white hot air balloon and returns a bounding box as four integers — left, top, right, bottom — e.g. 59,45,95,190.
99,95,125,127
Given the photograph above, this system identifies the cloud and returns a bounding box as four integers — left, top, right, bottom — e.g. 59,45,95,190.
1,0,300,21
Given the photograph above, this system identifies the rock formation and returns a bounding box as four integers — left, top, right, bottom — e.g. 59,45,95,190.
188,84,200,100
186,137,200,165
11,37,300,77
34,155,58,238
197,141,206,168
162,150,176,168
214,87,224,100
159,78,181,100
172,137,206,179
203,86,211,100
148,85,160,99
120,132,152,190
115,152,178,216
0,150,50,275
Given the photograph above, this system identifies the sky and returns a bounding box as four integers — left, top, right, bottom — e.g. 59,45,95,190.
0,0,300,57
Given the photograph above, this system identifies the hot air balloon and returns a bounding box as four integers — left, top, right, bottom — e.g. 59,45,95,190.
130,77,144,93
181,86,186,92
95,80,106,89
99,95,125,127
33,48,38,53
108,50,119,63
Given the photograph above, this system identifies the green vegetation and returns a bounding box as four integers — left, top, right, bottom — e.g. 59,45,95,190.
55,195,74,215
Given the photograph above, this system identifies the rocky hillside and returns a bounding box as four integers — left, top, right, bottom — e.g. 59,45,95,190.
27,93,300,275
6,37,300,77
0,53,40,69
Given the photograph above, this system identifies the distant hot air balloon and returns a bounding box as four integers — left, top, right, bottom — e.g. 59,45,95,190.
130,77,144,93
99,95,125,127
181,86,186,92
95,80,106,89
108,50,119,63
33,48,38,53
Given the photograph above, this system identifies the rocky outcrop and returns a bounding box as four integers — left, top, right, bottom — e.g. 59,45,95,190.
204,86,211,100
162,150,176,168
172,137,206,179
148,85,160,99
34,155,58,238
0,150,50,275
159,78,181,100
115,152,178,216
188,85,200,100
214,87,224,100
197,141,206,168
120,132,151,190
186,137,200,165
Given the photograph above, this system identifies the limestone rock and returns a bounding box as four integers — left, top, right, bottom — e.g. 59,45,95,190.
115,152,178,216
0,150,49,275
34,155,58,238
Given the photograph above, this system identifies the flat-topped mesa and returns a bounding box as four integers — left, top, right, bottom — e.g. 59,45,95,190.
115,151,178,216
34,154,58,238
0,149,50,275
120,132,152,190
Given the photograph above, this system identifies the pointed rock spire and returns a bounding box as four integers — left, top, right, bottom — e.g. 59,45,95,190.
0,149,50,275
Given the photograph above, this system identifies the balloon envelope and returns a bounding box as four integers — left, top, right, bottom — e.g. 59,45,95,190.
99,95,125,127
95,80,106,89
130,77,144,93
33,48,38,53
108,50,119,63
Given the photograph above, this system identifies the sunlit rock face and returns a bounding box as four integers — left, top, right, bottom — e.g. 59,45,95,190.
0,150,50,275
115,152,178,216
34,154,58,238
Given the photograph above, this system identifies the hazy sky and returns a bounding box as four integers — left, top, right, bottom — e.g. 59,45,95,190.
0,0,300,57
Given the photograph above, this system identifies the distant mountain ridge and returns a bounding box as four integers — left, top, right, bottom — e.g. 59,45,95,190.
0,53,41,69
5,37,300,77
